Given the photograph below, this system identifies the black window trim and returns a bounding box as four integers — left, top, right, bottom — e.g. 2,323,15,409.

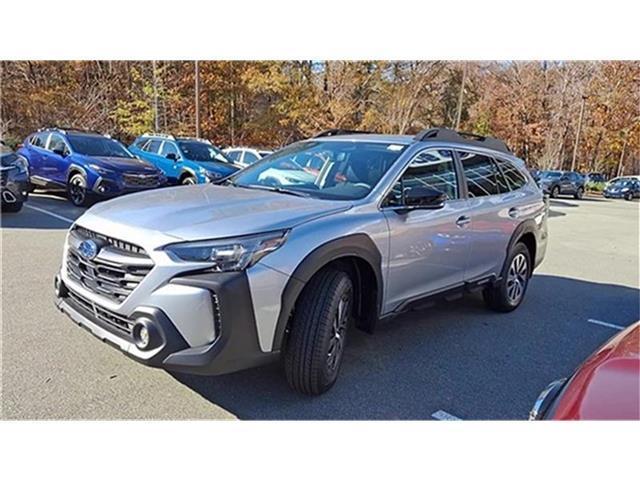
454,147,503,199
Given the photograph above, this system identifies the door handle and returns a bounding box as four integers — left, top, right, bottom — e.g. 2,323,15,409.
456,215,471,227
508,207,520,219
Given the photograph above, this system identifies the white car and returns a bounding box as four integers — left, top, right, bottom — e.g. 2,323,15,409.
223,147,273,168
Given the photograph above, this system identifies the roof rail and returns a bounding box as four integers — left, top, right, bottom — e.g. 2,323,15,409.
413,127,511,154
314,129,374,138
39,126,103,135
177,136,211,145
142,132,176,140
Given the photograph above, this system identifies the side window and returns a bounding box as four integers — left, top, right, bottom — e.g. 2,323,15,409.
32,133,49,148
48,134,68,154
160,141,179,158
145,139,162,154
226,150,241,162
495,157,527,191
459,151,500,197
243,151,260,165
134,138,149,149
385,149,458,207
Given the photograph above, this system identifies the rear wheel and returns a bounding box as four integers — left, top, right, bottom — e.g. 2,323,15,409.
574,187,584,199
67,173,91,207
483,242,531,312
283,268,353,395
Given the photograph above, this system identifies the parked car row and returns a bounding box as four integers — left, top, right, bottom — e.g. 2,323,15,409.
529,169,639,201
10,127,271,207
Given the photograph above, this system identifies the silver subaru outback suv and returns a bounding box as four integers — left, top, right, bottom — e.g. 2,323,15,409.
54,128,548,395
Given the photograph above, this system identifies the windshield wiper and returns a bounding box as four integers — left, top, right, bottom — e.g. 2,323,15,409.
230,183,309,197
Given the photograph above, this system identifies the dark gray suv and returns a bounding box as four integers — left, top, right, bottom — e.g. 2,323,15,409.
54,128,549,395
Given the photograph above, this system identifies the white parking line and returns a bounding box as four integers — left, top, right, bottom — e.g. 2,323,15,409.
587,318,625,331
24,204,74,224
431,410,462,421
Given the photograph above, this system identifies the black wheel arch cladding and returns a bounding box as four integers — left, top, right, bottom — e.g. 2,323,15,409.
272,233,383,352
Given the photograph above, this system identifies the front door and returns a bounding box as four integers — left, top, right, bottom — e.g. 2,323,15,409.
382,148,472,312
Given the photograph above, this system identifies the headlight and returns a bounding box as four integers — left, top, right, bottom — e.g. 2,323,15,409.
165,230,288,271
203,170,221,182
13,156,29,174
621,187,630,192
89,164,115,176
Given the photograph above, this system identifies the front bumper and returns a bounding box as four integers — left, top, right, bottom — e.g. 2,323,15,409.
54,270,278,375
91,176,168,197
529,378,567,420
603,191,627,198
1,172,29,204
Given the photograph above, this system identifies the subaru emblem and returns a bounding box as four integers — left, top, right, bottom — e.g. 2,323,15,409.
78,239,99,260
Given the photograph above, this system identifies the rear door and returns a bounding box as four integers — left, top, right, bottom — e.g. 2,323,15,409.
42,133,71,184
26,132,50,179
457,150,520,282
382,148,472,310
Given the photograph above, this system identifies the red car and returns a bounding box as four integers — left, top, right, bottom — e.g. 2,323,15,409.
530,322,640,420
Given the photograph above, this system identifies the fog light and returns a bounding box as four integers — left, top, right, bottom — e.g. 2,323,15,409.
132,319,159,350
54,274,68,298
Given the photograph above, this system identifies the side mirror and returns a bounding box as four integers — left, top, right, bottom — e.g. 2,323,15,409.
53,147,67,158
166,152,179,161
399,186,447,212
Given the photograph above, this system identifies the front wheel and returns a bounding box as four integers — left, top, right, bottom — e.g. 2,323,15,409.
2,200,23,213
181,175,197,186
550,186,560,198
625,192,633,201
67,173,91,207
483,242,532,312
574,187,584,200
283,268,354,395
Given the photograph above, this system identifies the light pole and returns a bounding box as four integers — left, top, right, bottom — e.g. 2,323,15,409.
195,60,201,138
152,60,159,132
454,63,467,130
570,95,587,172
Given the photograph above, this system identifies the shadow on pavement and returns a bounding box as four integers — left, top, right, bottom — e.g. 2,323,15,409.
1,193,85,230
171,275,639,420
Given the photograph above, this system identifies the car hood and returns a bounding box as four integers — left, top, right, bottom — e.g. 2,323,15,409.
197,161,239,175
78,184,352,248
86,156,159,173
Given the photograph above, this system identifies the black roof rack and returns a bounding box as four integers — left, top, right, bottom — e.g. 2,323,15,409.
314,129,374,138
39,126,104,135
413,127,511,154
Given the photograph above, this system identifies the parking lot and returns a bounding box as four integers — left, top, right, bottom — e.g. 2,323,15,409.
1,192,638,420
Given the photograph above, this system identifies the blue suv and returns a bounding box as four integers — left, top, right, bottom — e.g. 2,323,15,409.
129,133,239,185
18,128,166,206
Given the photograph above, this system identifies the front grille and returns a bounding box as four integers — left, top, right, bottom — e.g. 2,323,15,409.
66,227,153,303
0,169,9,186
123,173,161,188
68,288,134,335
73,225,147,255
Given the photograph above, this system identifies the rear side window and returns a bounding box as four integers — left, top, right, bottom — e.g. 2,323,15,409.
459,151,500,197
243,151,261,165
145,139,162,154
495,157,528,191
226,150,241,161
31,133,49,148
134,138,149,149
386,149,458,206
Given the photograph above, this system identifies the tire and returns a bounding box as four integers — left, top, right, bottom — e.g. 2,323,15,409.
283,268,354,395
625,192,633,201
483,242,532,313
550,186,560,198
574,187,584,200
2,201,23,212
181,175,197,185
67,173,91,207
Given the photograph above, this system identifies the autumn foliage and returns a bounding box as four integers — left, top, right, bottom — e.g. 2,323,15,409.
1,61,638,176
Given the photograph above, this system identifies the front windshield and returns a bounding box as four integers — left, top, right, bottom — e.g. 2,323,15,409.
612,179,634,187
177,141,230,163
230,140,407,200
67,134,133,158
541,171,563,179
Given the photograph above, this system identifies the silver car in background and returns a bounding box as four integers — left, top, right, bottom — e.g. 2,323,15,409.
54,128,548,395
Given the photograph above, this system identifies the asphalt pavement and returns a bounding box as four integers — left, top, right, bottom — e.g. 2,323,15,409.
1,192,638,419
